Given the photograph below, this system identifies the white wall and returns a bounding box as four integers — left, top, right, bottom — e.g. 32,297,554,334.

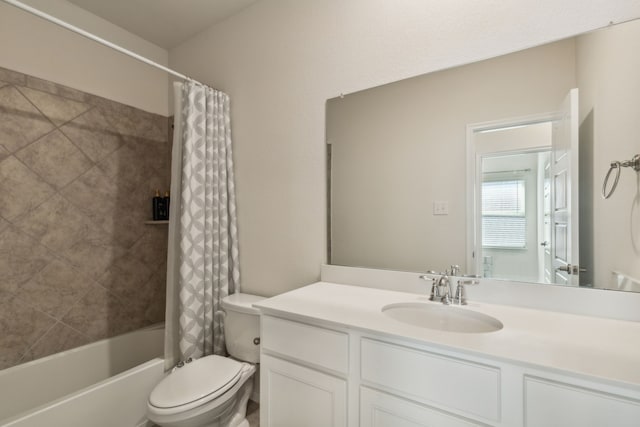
576,20,640,290
0,0,169,115
170,0,640,296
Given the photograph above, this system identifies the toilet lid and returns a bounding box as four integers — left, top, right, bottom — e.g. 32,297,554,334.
149,355,243,409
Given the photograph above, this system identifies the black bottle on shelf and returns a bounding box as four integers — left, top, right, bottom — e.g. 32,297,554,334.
161,191,170,220
152,189,164,221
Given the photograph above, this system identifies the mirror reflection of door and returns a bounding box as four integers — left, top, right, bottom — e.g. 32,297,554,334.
542,151,552,283
471,120,553,283
480,149,551,283
470,90,581,285
550,88,580,286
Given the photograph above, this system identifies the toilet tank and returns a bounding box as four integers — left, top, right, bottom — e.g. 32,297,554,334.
221,293,265,363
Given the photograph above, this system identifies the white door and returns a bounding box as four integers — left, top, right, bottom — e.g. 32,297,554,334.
260,354,347,427
542,153,553,283
550,88,580,285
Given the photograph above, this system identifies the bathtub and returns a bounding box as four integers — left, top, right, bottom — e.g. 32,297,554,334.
0,324,165,427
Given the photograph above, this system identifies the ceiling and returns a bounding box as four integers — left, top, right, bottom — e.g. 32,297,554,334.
66,0,260,49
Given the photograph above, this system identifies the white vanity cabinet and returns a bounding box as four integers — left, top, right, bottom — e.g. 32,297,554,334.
257,283,640,427
260,315,349,427
260,313,640,427
359,338,500,426
523,374,640,427
260,355,347,427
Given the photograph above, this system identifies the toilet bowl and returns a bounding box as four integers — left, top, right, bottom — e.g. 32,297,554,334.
147,293,265,427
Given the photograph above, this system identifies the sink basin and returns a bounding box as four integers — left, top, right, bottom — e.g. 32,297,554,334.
382,302,503,333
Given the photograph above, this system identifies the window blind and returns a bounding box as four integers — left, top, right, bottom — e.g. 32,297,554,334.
482,179,526,248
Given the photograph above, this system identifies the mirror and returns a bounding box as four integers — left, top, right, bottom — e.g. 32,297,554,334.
327,19,640,292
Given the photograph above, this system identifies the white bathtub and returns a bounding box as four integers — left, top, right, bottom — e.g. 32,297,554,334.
0,324,165,427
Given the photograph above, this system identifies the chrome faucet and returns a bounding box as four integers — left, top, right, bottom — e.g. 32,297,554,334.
420,270,453,305
419,271,441,301
420,266,479,305
437,272,453,305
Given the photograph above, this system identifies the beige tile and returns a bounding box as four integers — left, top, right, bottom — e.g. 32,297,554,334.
0,144,9,162
59,108,123,162
15,260,92,320
62,166,148,248
143,267,167,325
61,166,122,220
130,227,169,269
61,284,117,340
0,227,53,293
62,228,127,280
0,156,55,220
17,86,92,127
15,130,92,189
99,252,154,300
96,141,158,191
15,194,96,253
23,322,91,362
0,290,56,369
62,284,140,340
103,106,167,144
0,216,8,234
0,86,55,153
26,75,90,103
86,94,134,114
119,202,151,248
0,67,26,86
111,298,148,337
111,260,166,327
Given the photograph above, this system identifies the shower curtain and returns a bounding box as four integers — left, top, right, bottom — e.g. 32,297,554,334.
164,81,240,368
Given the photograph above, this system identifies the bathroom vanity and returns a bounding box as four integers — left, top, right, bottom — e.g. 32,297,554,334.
255,282,640,427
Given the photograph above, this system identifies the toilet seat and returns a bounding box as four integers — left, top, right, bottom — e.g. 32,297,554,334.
149,355,243,414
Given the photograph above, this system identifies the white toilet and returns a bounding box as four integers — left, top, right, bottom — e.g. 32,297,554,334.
147,293,265,427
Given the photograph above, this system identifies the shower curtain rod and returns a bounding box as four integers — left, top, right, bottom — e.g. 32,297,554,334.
2,0,212,89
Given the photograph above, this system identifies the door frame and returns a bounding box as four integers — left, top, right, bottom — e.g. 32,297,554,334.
466,112,556,277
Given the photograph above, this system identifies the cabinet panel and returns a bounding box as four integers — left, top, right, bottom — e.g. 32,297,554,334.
262,315,349,373
361,338,500,422
361,387,483,427
261,354,347,427
524,376,640,427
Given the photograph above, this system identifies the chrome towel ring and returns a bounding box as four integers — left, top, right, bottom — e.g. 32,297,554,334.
602,154,640,199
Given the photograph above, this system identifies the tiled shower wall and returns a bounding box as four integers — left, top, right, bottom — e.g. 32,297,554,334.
0,66,170,370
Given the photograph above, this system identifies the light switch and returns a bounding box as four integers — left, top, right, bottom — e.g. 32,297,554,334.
433,200,449,215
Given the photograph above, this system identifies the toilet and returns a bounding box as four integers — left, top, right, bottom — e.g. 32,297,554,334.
147,293,265,427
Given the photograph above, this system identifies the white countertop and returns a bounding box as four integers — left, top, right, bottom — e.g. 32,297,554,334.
255,282,640,389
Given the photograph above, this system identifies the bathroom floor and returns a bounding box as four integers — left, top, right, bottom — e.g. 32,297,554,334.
246,400,260,426
149,402,259,427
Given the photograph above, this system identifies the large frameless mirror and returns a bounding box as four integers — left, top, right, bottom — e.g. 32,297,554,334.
327,19,640,292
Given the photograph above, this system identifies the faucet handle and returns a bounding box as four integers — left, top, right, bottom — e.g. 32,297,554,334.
449,265,461,276
419,273,437,282
453,278,480,305
419,273,441,301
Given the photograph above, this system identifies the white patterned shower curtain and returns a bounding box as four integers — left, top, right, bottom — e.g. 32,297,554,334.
164,81,240,368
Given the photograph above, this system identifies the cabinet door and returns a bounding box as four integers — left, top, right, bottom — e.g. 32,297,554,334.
361,387,482,427
261,354,347,427
525,376,640,427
